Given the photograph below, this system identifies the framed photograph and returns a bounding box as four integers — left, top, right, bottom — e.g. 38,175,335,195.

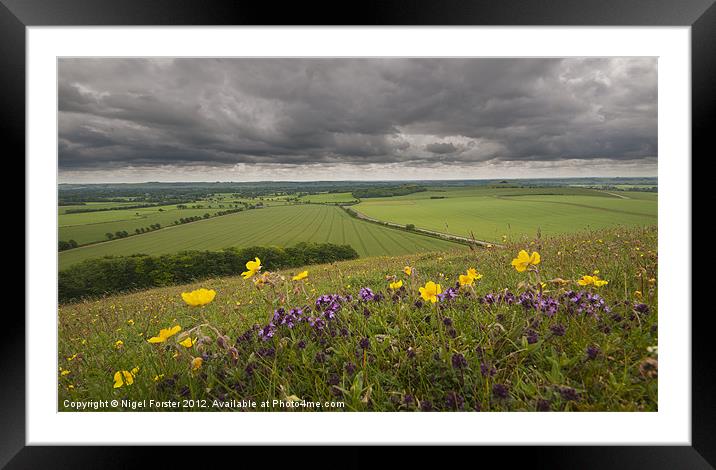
8,0,709,465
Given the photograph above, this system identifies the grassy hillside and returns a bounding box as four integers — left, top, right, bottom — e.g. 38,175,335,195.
354,187,656,242
59,204,462,269
58,225,658,412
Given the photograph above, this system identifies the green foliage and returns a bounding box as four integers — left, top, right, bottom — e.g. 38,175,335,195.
58,239,78,251
58,243,359,303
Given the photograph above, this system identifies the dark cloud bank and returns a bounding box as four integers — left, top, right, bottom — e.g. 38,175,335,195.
58,58,657,182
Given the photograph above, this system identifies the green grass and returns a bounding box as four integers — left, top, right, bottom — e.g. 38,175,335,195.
59,204,462,269
298,192,358,204
354,187,657,242
58,225,658,412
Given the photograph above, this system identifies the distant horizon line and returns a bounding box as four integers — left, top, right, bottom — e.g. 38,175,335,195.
58,176,658,185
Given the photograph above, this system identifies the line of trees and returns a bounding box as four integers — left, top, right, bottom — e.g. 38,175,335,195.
58,240,78,251
58,242,359,303
107,225,161,240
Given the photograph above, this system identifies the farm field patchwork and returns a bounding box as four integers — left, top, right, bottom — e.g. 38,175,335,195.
354,187,657,242
59,205,228,245
59,204,462,269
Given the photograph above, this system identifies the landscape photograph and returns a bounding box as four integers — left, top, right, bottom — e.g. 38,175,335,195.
57,57,657,412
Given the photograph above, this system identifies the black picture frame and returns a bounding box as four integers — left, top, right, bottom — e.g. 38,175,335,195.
6,0,708,467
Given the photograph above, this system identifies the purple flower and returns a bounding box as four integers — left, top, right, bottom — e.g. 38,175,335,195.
549,324,566,337
296,340,306,349
492,383,509,399
451,353,468,369
345,362,356,375
446,391,465,410
359,287,375,301
438,287,458,302
359,337,370,350
633,303,650,314
586,344,600,360
536,399,551,411
257,347,275,358
420,400,433,411
443,317,453,327
559,386,579,401
480,362,497,377
526,329,539,344
257,323,275,341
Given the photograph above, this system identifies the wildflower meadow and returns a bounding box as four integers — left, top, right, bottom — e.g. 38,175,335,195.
58,225,657,412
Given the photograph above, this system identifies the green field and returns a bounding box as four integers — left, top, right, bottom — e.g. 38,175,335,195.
58,201,145,214
298,192,358,204
354,187,657,242
59,205,231,245
59,204,462,269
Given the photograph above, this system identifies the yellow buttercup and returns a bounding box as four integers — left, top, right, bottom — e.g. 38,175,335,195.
293,270,309,281
511,250,541,272
181,288,216,307
241,257,262,279
147,325,182,343
419,281,442,303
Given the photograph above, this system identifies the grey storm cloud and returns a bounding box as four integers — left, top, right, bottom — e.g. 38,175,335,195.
58,57,657,174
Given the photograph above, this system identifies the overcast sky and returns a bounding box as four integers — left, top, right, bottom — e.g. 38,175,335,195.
58,58,657,183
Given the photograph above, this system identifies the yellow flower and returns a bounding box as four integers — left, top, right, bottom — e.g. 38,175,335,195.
403,266,412,276
147,325,182,343
67,354,78,362
389,280,403,290
112,370,135,388
293,270,309,281
419,281,442,303
191,356,203,371
179,336,196,348
59,368,70,376
153,374,165,382
511,250,541,272
241,257,262,279
577,275,609,287
114,340,124,349
181,288,216,307
459,274,474,286
127,319,135,325
634,290,643,300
